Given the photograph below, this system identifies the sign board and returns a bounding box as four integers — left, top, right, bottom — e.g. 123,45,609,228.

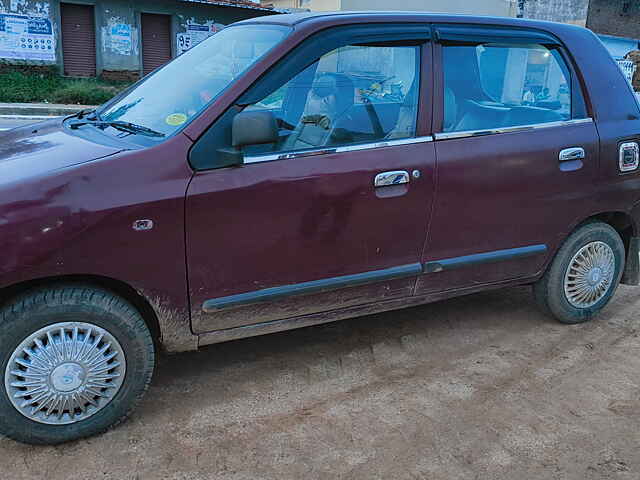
177,22,224,55
618,59,637,85
0,14,55,61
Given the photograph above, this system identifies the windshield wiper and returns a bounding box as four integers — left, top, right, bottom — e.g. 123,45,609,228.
73,108,98,120
69,120,165,138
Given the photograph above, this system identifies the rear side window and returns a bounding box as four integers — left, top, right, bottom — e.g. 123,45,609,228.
443,42,585,133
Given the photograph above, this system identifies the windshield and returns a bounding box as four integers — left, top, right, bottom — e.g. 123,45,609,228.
99,24,290,137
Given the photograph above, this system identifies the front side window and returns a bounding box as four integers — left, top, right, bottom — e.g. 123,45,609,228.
443,42,579,133
243,43,421,155
98,24,290,137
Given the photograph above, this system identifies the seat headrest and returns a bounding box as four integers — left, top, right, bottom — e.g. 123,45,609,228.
444,87,458,132
314,73,355,115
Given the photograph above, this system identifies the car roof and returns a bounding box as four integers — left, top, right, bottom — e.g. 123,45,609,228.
236,10,585,36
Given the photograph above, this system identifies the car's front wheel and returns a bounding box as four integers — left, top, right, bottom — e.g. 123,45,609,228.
533,222,625,324
0,285,155,445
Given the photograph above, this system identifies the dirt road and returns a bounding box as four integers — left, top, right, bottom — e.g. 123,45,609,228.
2,285,640,479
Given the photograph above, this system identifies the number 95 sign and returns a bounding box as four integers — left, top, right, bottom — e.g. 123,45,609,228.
177,33,192,55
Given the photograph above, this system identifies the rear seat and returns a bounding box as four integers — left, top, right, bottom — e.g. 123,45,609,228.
499,106,564,127
455,100,510,131
449,97,565,132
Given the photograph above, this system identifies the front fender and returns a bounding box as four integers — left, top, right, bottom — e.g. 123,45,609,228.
0,134,197,352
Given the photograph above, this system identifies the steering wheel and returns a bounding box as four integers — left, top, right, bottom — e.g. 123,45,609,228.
283,104,356,151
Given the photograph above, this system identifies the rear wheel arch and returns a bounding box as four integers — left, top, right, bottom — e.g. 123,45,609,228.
579,213,637,284
534,221,625,323
553,212,635,264
536,212,635,284
590,211,636,247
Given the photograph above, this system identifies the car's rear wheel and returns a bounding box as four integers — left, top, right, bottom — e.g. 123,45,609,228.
533,222,625,324
0,285,155,445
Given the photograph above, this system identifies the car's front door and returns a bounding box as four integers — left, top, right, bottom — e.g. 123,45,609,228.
417,25,599,294
186,26,436,334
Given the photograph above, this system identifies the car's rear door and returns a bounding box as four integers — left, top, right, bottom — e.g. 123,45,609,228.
186,25,437,334
417,24,600,294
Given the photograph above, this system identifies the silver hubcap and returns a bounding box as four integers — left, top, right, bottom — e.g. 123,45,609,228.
4,322,126,425
564,241,616,308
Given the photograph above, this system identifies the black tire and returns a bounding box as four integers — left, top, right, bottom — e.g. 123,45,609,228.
0,285,155,445
533,222,625,324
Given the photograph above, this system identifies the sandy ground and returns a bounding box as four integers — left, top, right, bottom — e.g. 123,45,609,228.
1,284,640,479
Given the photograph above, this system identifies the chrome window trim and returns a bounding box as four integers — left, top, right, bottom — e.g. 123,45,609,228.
433,118,593,141
240,118,594,163
244,136,434,164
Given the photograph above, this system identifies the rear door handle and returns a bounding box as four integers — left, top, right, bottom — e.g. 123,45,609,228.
559,147,585,162
374,171,410,187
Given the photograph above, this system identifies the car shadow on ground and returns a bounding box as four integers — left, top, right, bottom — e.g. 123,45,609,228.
153,285,546,394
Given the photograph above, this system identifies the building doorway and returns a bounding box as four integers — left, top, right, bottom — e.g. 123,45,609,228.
141,13,172,76
60,3,97,77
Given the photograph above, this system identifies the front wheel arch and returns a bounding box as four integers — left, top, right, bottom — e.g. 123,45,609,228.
0,274,162,349
0,284,156,444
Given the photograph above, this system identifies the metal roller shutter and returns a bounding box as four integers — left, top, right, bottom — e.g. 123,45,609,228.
60,3,96,77
141,14,172,77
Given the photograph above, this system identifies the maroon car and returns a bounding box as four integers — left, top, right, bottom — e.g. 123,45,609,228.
1,11,640,445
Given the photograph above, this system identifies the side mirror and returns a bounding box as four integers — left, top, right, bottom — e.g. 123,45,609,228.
216,111,279,167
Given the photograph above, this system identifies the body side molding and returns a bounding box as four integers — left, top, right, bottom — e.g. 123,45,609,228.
202,244,548,314
202,263,423,312
424,244,548,273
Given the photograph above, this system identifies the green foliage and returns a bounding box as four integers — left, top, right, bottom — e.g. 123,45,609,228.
0,68,129,105
49,81,124,105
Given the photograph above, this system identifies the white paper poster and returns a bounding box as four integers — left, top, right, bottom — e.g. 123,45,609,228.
177,22,225,55
0,14,55,61
109,23,132,55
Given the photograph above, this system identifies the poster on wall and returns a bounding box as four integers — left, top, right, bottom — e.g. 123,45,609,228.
0,13,55,61
177,22,225,55
109,23,132,55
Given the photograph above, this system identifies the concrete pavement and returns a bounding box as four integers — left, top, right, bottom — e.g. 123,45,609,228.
0,102,94,131
0,102,91,117
0,117,49,131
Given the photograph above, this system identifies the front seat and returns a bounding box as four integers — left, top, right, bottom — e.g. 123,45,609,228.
386,80,419,140
283,73,355,151
387,86,458,137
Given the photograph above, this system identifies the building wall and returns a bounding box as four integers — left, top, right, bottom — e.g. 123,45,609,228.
587,0,640,39
341,0,513,15
598,34,639,60
268,0,338,10
0,0,274,79
267,0,295,9
301,0,339,10
517,0,589,26
269,0,514,15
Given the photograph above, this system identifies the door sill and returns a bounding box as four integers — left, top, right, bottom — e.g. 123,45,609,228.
197,274,538,348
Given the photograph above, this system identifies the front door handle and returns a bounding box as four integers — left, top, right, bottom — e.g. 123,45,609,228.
559,147,585,162
374,171,410,187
